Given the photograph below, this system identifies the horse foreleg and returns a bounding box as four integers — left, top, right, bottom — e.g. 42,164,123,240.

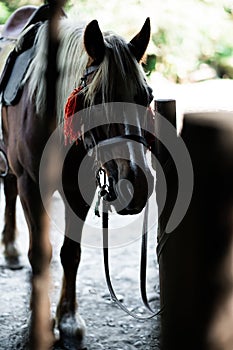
18,173,53,350
56,202,90,346
1,173,19,263
56,236,85,339
56,145,95,346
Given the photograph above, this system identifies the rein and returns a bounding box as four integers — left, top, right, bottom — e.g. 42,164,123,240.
97,168,163,320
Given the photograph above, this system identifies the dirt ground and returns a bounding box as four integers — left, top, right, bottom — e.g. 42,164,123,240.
0,185,161,350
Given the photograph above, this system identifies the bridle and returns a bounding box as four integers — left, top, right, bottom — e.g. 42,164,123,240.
81,66,163,319
93,138,163,320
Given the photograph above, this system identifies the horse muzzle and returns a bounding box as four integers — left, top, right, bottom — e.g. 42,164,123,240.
107,167,154,215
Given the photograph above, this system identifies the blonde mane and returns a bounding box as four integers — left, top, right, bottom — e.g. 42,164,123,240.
24,17,149,125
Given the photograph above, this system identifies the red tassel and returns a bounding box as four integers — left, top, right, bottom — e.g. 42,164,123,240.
64,86,84,144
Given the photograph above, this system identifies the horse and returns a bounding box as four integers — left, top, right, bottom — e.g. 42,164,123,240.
0,8,154,349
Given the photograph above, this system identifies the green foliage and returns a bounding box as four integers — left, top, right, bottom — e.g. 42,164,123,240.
143,54,156,76
1,0,232,81
150,0,233,81
0,0,42,13
68,0,233,81
0,2,10,24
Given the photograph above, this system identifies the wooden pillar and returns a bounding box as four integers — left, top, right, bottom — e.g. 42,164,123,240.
156,107,233,349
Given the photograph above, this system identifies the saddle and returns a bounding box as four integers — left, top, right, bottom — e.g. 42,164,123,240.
1,5,38,40
0,4,65,106
0,6,37,75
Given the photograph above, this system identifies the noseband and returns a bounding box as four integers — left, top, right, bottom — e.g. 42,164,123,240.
84,132,149,157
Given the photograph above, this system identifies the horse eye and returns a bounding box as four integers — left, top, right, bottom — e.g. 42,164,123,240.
147,86,154,104
135,86,153,107
94,91,102,105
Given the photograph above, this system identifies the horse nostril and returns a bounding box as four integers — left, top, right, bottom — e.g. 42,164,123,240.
116,179,134,205
147,170,154,197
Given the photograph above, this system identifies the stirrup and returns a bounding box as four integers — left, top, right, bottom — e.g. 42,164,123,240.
0,149,9,177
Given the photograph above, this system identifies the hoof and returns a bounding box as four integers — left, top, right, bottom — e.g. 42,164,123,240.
21,313,55,350
4,246,22,270
5,257,23,270
55,337,87,350
4,242,20,259
58,314,86,339
4,243,23,270
29,319,55,350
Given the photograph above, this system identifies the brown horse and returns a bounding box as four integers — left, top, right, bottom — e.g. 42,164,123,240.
1,11,154,350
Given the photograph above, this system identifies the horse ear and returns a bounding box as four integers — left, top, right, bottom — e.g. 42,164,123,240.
128,18,151,62
84,20,105,63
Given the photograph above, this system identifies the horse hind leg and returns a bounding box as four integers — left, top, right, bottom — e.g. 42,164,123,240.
1,173,20,266
17,172,54,349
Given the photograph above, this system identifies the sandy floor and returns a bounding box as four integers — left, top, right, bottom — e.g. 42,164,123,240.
0,178,161,349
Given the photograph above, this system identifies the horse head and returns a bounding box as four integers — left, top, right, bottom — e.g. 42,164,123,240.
79,18,154,215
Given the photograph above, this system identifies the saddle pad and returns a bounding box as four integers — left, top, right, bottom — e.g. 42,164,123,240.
3,45,35,106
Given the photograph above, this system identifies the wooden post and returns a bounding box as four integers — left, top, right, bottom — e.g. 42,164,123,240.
156,107,233,349
45,0,66,131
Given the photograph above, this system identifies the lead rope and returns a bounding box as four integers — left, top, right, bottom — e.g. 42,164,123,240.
102,197,164,320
